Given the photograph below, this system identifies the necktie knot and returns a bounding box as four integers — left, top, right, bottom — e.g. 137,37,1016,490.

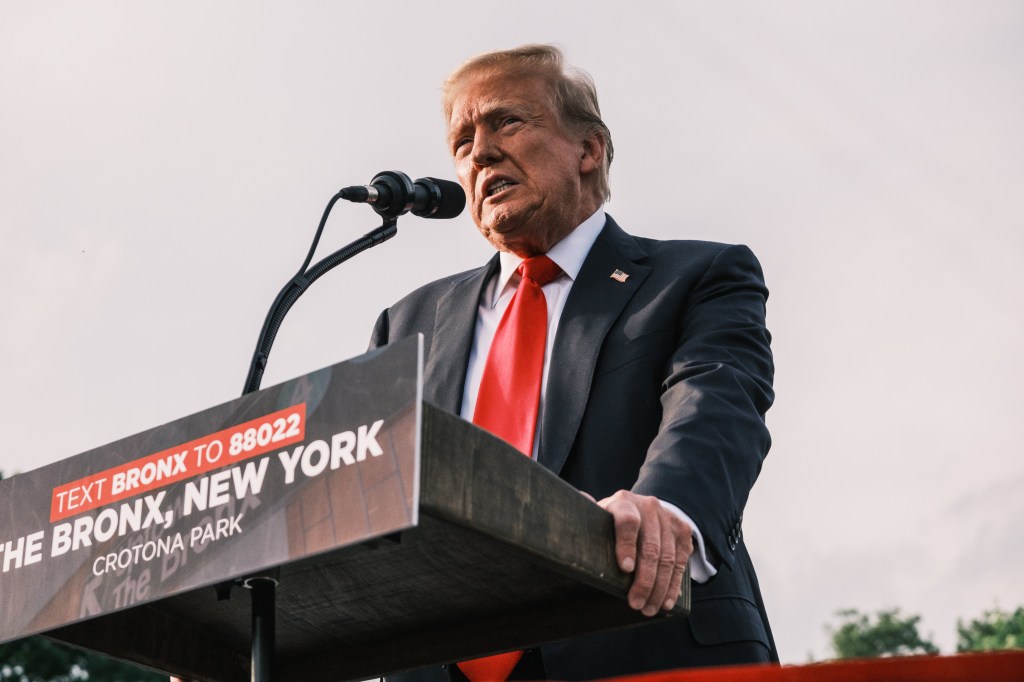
518,255,562,287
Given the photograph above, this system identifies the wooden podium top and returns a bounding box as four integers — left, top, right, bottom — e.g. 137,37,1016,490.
47,404,689,681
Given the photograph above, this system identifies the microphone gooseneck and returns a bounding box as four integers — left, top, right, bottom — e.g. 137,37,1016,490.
242,170,465,395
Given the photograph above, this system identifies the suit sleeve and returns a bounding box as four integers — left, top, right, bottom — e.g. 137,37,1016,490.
631,244,773,570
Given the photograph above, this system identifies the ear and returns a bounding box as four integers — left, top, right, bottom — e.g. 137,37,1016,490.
579,131,606,177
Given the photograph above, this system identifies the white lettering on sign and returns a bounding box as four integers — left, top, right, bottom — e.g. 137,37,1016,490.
189,513,244,548
51,492,170,557
278,419,385,484
182,457,269,517
90,532,186,577
0,531,46,573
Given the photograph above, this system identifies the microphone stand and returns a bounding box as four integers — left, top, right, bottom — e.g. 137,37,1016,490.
243,199,398,395
236,193,400,682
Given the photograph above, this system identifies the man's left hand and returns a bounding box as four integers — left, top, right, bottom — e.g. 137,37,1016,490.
597,490,693,617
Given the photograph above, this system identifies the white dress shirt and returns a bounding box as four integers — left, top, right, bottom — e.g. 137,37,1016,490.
460,208,715,582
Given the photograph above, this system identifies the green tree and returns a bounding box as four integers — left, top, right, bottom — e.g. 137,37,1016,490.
0,637,167,682
827,608,939,659
957,606,1024,652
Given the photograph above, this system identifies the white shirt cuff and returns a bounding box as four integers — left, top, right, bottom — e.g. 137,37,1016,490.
657,499,717,583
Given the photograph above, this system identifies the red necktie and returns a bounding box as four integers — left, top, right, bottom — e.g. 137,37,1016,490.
458,255,562,681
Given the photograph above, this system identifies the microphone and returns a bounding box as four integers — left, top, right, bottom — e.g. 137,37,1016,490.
339,170,466,219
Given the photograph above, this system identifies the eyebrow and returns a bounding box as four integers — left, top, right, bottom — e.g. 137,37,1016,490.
448,99,536,142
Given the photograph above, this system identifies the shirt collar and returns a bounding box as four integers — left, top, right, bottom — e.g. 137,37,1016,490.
489,208,606,307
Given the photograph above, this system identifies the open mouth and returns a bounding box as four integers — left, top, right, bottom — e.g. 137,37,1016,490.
486,179,517,197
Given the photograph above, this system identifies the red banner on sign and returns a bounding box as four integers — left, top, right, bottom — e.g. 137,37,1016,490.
49,404,306,522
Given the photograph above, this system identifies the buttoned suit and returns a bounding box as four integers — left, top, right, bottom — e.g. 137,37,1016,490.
371,215,777,680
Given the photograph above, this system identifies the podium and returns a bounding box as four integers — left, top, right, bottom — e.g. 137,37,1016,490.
0,337,688,681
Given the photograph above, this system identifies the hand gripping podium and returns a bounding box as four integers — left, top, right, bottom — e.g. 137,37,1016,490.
0,337,688,681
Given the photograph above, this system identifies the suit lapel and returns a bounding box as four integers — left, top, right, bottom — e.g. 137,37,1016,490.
538,216,651,475
421,255,499,414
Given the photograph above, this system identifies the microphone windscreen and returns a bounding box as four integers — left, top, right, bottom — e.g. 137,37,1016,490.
417,177,466,219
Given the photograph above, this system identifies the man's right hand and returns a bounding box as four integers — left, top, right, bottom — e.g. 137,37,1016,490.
597,489,693,617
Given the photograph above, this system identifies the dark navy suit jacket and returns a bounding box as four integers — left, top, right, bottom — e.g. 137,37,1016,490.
370,215,777,679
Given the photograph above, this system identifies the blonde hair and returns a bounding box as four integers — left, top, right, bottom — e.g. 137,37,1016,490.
443,44,614,201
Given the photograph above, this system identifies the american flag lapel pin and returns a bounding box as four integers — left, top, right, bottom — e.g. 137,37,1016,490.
610,269,630,283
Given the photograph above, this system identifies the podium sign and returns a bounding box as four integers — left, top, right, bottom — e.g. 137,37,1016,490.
1,334,687,681
0,336,423,646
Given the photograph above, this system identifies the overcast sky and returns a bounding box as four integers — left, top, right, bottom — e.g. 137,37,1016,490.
2,0,1022,664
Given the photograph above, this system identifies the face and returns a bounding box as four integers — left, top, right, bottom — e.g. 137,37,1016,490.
447,72,604,256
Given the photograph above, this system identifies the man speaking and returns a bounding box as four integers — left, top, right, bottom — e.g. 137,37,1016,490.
371,45,777,680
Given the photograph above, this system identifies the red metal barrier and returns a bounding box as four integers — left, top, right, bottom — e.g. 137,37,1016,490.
597,650,1024,682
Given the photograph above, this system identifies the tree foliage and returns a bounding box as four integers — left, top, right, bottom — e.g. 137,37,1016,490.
0,637,165,682
827,608,939,659
957,606,1024,652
